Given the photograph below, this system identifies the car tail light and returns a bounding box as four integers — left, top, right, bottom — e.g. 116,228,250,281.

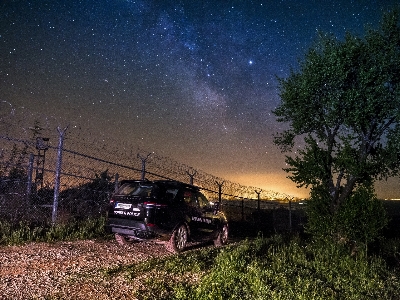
109,198,115,205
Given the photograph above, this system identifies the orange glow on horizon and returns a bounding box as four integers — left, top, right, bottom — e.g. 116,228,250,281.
221,172,310,199
225,173,400,200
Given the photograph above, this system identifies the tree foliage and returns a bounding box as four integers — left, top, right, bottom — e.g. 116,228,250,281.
273,9,400,239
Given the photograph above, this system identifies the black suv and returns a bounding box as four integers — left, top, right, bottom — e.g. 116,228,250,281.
106,180,229,253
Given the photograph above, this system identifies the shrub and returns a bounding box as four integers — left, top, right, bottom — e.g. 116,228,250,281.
306,184,388,248
0,217,109,245
336,185,388,246
124,236,400,300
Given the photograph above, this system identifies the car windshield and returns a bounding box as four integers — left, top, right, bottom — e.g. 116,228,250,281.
118,183,154,197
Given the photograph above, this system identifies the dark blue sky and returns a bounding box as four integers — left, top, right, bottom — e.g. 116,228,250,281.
1,0,399,197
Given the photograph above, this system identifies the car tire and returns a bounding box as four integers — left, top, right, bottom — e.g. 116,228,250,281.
214,223,229,247
166,224,188,253
115,233,129,245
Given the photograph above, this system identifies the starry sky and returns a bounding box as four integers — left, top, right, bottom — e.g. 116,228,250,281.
1,0,399,198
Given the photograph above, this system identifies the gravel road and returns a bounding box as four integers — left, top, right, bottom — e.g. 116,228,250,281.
0,239,172,300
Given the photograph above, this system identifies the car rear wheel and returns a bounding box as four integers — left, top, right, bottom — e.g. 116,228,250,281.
166,224,188,253
115,233,129,245
214,223,229,247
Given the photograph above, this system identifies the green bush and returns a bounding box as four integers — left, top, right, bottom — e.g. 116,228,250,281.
306,184,388,248
336,185,388,245
305,185,334,238
0,217,109,245
124,236,400,300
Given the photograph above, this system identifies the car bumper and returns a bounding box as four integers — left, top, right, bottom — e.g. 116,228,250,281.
106,217,173,241
105,217,157,239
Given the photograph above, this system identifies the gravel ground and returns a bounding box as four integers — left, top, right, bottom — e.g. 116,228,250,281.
0,239,172,300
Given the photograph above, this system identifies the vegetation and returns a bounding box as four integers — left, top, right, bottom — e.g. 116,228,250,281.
0,120,43,179
55,169,115,220
273,9,400,243
0,188,398,300
307,184,388,245
104,236,400,300
0,217,109,245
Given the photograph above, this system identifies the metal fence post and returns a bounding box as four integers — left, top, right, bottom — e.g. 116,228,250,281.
289,200,292,231
241,197,244,221
187,169,197,185
215,181,224,206
255,190,261,211
114,173,119,193
26,153,34,200
137,153,151,180
52,126,68,224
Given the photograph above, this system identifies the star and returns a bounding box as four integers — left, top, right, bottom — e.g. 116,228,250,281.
0,0,398,198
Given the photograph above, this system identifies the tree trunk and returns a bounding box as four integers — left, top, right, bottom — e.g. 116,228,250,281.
333,175,358,213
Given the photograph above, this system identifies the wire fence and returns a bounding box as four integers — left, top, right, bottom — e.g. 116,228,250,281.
0,124,302,231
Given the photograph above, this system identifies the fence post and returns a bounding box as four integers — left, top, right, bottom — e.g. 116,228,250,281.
52,126,68,225
255,190,261,211
186,169,197,185
273,204,276,233
215,181,224,207
26,153,34,200
114,173,119,193
241,197,244,221
137,153,151,180
289,200,292,232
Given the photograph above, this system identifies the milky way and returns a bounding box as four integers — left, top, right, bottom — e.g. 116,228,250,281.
1,0,399,198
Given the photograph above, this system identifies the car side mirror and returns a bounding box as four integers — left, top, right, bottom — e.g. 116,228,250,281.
201,204,212,212
213,202,220,214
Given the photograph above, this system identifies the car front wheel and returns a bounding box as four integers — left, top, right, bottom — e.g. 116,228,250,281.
166,224,188,253
214,223,229,247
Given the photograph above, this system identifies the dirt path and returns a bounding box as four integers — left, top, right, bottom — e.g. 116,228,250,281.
0,239,171,300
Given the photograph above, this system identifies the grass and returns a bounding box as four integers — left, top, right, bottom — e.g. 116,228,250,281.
0,216,110,245
1,207,400,299
104,235,400,300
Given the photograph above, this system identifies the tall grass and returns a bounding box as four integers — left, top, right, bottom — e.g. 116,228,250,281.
113,236,400,300
0,217,109,245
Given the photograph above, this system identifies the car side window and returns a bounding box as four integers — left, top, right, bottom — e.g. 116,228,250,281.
197,192,209,209
183,190,199,207
165,189,178,202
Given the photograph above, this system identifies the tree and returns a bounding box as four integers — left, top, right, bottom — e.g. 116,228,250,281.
273,9,400,239
58,170,114,220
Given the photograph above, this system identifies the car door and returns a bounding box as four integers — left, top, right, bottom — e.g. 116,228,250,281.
182,189,205,239
195,192,219,238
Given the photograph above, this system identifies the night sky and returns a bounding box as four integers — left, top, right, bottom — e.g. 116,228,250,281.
1,0,399,198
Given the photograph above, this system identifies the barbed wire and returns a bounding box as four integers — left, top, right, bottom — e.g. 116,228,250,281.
0,134,293,202
0,104,295,202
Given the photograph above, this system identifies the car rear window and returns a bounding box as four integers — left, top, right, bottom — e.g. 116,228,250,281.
117,183,154,197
